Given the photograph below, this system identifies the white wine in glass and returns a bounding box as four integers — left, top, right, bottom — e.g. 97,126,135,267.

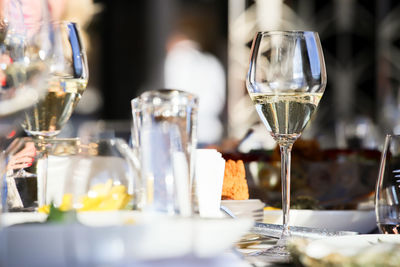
250,92,323,143
22,22,88,137
19,22,88,208
22,76,87,136
246,31,327,261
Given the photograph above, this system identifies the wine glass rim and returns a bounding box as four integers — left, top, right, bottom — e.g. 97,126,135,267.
6,20,80,34
7,20,77,27
51,20,78,26
257,30,319,36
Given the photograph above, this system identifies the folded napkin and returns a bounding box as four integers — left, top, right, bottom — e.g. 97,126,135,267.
195,149,225,218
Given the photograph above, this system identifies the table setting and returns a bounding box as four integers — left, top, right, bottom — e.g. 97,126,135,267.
0,1,400,267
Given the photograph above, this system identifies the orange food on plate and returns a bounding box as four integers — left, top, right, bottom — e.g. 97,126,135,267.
222,160,249,200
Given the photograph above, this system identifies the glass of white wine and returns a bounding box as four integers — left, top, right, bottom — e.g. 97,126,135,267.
21,21,89,137
0,0,56,190
246,31,327,260
18,22,88,207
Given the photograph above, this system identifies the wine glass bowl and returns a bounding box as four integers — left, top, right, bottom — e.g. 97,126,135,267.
21,21,88,137
247,31,326,143
246,31,326,259
0,0,57,183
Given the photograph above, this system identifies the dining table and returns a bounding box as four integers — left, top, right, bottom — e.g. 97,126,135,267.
0,208,384,267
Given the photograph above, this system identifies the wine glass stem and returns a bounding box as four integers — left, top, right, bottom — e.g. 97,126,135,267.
36,136,48,208
280,143,293,241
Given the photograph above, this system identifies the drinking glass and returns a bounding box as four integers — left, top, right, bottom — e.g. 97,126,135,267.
22,21,89,137
246,31,327,259
131,89,198,216
17,21,88,206
0,0,59,216
376,134,400,234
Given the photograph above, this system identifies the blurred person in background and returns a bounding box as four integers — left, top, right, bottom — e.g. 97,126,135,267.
164,12,226,146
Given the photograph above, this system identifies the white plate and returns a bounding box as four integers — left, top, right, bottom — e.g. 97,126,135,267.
264,209,376,233
1,212,47,226
0,211,253,266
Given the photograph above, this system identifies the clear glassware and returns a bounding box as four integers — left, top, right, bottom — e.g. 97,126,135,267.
0,0,54,134
0,0,58,209
376,134,400,234
131,89,198,216
2,137,142,214
17,21,88,206
246,31,327,259
22,21,89,137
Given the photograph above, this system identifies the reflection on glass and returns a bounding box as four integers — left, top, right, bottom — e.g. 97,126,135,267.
376,134,400,234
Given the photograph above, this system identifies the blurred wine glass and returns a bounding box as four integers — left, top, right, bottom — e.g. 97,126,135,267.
0,0,56,184
0,0,62,209
19,21,87,204
21,21,88,137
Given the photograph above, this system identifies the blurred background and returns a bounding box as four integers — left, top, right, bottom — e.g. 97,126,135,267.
48,0,400,151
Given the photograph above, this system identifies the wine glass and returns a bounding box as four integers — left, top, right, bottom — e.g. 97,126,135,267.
0,0,57,191
17,22,87,206
21,21,89,137
246,31,327,259
376,134,400,234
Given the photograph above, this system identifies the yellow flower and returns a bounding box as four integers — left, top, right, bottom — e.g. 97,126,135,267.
39,180,132,213
38,205,50,214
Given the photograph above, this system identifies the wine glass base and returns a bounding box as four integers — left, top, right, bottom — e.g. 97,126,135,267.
246,244,292,264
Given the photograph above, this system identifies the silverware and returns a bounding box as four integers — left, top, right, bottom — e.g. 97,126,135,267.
220,204,264,222
252,221,358,239
220,205,358,239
